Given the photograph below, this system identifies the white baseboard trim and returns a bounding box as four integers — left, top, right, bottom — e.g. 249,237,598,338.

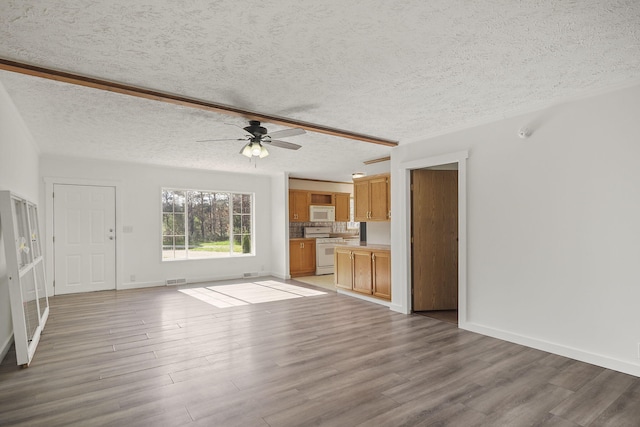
187,272,270,285
118,273,278,291
336,289,392,308
119,280,164,290
1,333,14,363
389,303,407,314
461,321,640,378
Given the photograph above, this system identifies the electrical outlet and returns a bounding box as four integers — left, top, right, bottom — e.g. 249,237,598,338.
130,274,136,282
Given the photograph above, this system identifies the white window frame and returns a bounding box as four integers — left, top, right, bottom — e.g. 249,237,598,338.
161,188,254,261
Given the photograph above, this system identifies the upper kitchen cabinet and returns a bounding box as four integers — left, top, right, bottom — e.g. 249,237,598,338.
289,190,310,222
353,173,390,222
334,193,350,222
309,191,334,206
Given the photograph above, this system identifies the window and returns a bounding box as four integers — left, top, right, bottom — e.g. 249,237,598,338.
347,196,359,230
162,189,253,260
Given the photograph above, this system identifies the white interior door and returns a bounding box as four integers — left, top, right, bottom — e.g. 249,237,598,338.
54,184,116,295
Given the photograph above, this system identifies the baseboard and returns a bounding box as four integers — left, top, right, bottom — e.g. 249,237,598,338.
187,272,270,285
389,303,407,314
118,273,278,291
461,321,640,378
1,333,13,363
336,289,392,308
118,280,164,290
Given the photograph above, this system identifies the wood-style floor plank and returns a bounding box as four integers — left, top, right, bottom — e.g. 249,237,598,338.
1,277,639,427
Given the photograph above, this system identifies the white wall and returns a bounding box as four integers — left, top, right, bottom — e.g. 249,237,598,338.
0,81,40,361
271,173,289,278
40,157,274,295
391,84,640,376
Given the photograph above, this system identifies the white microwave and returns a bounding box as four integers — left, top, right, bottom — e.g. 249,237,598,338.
309,205,335,222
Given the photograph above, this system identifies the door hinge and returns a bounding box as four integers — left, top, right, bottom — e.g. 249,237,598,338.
53,236,55,243
52,192,54,198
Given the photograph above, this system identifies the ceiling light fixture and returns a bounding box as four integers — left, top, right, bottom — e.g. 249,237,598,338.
242,142,269,158
352,172,366,179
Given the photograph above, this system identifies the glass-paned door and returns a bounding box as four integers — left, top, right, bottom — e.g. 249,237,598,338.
0,191,49,367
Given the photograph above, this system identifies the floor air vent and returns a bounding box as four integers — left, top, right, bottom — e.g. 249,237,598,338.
166,278,187,285
243,272,259,278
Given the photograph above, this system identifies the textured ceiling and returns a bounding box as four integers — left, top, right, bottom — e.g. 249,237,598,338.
1,0,639,181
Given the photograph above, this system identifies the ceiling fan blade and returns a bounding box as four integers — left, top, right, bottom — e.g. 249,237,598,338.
265,128,306,139
264,139,302,150
196,138,247,142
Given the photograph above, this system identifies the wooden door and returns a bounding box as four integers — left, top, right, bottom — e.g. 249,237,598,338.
334,248,353,289
369,175,389,221
372,250,391,300
54,184,116,295
353,179,370,221
411,170,458,311
352,250,372,294
335,193,350,222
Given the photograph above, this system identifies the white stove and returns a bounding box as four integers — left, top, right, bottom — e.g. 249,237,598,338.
304,227,345,275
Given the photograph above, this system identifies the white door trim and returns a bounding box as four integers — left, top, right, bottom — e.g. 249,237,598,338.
392,151,469,326
44,177,123,296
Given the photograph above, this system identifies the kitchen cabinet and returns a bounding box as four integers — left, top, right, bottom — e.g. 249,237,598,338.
289,239,316,277
334,245,391,301
335,247,354,290
352,249,373,295
334,192,350,222
353,173,390,222
309,191,334,206
372,250,391,299
289,190,310,222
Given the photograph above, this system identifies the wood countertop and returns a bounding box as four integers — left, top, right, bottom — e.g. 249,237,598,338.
335,242,391,251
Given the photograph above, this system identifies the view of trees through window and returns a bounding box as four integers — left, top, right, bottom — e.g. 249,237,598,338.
162,189,253,260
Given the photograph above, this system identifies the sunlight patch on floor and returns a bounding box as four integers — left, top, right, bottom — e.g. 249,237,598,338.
179,280,326,308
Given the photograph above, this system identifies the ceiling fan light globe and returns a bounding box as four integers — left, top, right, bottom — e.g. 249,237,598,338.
259,146,269,158
250,143,262,156
241,144,253,158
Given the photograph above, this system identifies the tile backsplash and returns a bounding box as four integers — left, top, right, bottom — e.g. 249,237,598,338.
289,221,355,238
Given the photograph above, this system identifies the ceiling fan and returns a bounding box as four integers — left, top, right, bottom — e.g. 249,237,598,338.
198,120,305,159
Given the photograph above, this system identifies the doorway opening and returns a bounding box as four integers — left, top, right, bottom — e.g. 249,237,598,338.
411,163,459,325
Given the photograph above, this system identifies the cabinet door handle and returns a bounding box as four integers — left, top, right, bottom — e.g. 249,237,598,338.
372,253,375,261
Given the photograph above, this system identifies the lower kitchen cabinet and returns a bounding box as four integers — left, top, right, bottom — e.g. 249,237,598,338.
334,246,391,301
352,250,373,295
372,250,391,299
335,248,354,290
290,239,316,277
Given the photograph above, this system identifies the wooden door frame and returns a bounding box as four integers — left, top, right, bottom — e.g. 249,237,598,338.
395,151,468,325
44,177,123,296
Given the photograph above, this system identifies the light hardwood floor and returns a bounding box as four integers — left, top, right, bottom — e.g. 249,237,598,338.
1,277,638,426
